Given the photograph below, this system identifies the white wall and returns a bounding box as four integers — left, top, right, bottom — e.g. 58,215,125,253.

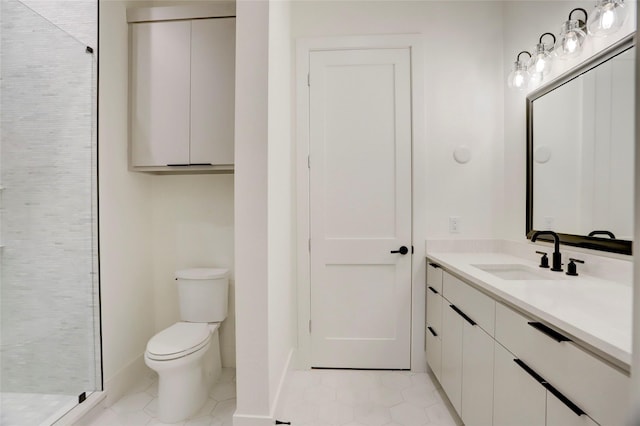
502,0,637,241
234,0,271,423
291,1,505,240
267,0,296,410
99,0,155,404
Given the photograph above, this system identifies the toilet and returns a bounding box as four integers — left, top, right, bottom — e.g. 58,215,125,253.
144,268,229,423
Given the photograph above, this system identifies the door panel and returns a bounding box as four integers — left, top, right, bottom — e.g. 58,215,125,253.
309,48,412,369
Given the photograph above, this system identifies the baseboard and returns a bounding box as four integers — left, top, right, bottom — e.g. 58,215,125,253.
231,414,274,426
103,353,149,406
271,348,295,419
233,348,295,426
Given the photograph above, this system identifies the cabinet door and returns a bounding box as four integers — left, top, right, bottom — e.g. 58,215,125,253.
131,20,191,166
493,342,546,426
441,303,463,416
546,392,599,426
426,286,442,381
190,18,235,165
461,322,494,426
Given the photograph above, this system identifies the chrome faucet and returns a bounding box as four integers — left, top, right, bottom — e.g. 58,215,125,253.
531,230,563,272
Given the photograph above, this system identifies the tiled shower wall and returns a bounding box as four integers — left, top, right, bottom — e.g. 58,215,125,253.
0,0,98,394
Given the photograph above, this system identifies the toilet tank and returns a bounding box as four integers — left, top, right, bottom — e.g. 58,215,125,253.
175,268,229,323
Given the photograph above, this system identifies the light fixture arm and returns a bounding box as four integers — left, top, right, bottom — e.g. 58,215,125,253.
568,8,589,27
538,32,557,47
516,51,532,62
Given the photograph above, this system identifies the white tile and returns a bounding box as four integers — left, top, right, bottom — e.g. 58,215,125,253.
209,382,236,401
353,403,392,426
115,409,154,425
210,398,236,421
315,400,354,424
146,419,185,426
218,368,235,384
143,397,159,417
389,402,430,425
379,373,413,391
110,392,154,415
336,387,370,405
401,383,440,408
303,384,336,404
368,385,404,407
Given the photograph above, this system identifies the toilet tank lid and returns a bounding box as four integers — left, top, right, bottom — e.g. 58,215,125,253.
176,268,229,280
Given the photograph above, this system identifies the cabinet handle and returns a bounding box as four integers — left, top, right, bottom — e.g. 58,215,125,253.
527,322,571,343
428,262,441,268
513,359,545,384
427,326,438,337
189,163,213,166
428,286,439,294
449,304,476,326
542,382,586,416
167,163,190,167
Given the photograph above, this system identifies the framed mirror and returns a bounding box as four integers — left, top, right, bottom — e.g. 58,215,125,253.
526,33,634,255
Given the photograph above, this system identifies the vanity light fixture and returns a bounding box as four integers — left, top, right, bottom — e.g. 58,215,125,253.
529,32,556,86
507,51,532,91
555,8,588,59
588,0,628,37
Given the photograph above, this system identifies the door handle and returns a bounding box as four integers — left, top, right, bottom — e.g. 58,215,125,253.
391,246,409,255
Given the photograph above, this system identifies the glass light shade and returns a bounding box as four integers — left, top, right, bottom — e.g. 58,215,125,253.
507,61,530,91
530,43,553,76
588,0,627,36
556,20,587,59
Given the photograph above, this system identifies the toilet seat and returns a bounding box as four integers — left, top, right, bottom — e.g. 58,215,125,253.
146,322,211,361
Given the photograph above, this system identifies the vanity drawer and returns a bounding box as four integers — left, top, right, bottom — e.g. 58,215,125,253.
426,286,442,333
442,272,495,336
495,302,629,426
426,261,443,293
426,326,442,382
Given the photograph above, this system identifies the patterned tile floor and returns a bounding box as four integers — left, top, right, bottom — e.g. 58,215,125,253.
82,368,459,426
82,368,236,426
274,369,461,426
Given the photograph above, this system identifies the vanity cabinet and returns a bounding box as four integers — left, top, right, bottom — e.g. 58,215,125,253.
425,257,630,426
129,16,235,171
495,302,628,426
440,272,495,426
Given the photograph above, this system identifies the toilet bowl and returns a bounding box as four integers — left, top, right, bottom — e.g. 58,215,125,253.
144,268,228,423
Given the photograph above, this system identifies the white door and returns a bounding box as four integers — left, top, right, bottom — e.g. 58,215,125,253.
309,48,412,369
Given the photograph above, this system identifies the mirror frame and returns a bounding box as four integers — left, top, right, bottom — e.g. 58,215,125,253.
526,33,635,255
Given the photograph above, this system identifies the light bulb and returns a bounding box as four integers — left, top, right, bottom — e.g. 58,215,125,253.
556,20,587,59
507,61,530,91
588,0,627,36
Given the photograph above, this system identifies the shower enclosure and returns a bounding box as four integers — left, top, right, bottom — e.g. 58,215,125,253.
0,1,101,424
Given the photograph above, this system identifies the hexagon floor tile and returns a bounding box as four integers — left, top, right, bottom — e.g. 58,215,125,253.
82,368,461,426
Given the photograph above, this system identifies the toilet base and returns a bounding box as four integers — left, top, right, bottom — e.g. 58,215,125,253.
145,328,222,423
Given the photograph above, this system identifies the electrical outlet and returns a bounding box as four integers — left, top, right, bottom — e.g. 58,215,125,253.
449,216,461,233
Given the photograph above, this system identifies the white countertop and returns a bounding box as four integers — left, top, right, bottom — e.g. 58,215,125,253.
426,251,632,369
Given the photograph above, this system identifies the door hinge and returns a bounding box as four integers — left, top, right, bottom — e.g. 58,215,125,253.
309,320,312,333
78,392,87,404
307,155,310,169
307,72,310,87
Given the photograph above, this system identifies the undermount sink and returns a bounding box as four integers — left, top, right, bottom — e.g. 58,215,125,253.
472,264,565,281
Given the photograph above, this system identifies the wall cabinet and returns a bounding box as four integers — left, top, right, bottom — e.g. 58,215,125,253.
129,16,235,172
426,258,630,426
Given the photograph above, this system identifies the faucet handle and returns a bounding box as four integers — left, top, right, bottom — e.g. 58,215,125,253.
566,258,584,276
535,250,549,268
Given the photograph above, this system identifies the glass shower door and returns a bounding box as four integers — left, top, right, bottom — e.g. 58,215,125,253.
0,1,100,424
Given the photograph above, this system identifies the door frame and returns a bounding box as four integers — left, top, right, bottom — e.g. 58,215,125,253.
295,34,426,371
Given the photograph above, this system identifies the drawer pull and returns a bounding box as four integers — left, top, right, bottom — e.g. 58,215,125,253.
449,304,476,326
542,382,586,416
428,286,439,294
427,326,438,337
513,359,545,384
528,322,571,342
428,262,441,268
